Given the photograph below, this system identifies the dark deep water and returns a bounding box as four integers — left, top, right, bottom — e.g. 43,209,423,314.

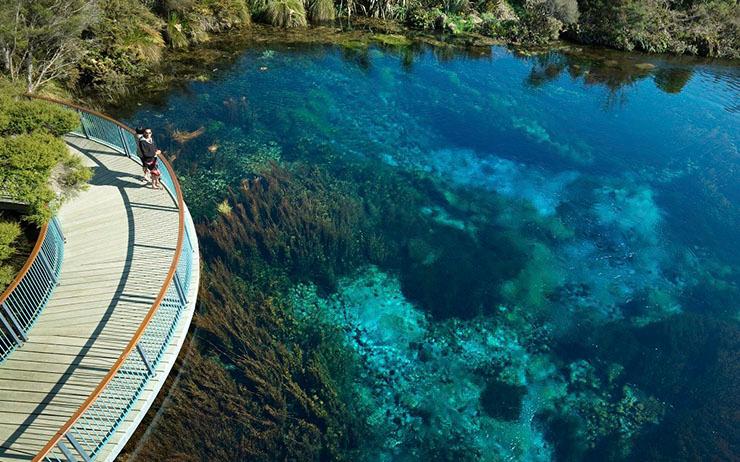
124,43,739,461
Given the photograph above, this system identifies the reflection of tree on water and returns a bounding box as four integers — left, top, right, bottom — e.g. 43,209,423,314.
335,40,701,105
524,49,695,101
653,67,694,93
338,40,494,72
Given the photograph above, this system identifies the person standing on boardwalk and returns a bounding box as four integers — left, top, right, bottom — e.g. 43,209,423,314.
148,157,163,190
138,128,161,183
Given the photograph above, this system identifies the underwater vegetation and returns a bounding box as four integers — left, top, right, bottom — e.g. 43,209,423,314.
555,312,740,461
118,260,366,462
120,43,739,462
125,138,737,461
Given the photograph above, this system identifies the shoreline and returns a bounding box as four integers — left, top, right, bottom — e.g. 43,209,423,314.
79,19,737,116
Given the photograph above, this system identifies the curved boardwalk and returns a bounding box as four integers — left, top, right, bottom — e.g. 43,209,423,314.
0,135,193,461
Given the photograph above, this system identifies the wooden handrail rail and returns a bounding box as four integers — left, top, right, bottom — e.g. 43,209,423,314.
27,95,187,462
0,223,48,306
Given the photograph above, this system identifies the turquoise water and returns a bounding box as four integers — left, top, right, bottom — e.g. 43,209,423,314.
125,43,739,461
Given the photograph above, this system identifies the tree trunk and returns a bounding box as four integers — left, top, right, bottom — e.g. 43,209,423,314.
26,55,34,93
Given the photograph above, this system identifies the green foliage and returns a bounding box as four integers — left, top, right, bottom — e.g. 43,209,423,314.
479,13,518,37
512,0,566,44
576,0,740,58
57,150,93,188
307,0,336,23
0,134,65,223
166,13,190,49
0,0,96,91
265,0,308,27
547,0,578,25
0,135,89,224
0,94,79,137
403,0,737,57
0,85,89,224
0,221,22,289
78,0,165,98
405,4,437,29
77,0,251,97
163,0,251,46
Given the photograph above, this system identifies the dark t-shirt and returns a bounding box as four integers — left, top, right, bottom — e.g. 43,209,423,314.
138,137,158,159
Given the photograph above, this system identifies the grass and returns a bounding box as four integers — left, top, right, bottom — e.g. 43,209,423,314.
265,0,308,27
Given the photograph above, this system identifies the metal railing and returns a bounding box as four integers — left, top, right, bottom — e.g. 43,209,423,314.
28,96,198,462
0,217,64,363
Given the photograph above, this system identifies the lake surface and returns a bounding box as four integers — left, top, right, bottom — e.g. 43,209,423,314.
124,42,739,461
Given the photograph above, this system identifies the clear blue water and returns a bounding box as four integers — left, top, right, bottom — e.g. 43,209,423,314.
125,43,739,461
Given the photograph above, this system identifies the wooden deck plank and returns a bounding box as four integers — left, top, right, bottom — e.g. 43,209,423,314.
0,135,182,461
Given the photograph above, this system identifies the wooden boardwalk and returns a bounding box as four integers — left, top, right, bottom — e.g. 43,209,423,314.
0,136,183,461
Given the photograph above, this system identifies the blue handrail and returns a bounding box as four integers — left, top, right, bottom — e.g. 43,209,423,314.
29,97,198,462
0,217,64,363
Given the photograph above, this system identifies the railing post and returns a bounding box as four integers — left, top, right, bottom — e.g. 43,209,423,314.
0,307,22,345
53,216,66,243
173,271,187,305
118,127,131,158
66,432,92,462
2,303,27,341
57,440,77,462
136,343,155,376
77,110,90,139
38,249,54,282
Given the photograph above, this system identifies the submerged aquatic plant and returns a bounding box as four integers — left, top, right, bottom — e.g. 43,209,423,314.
120,43,739,462
171,126,205,143
120,261,366,461
290,266,670,461
199,163,368,290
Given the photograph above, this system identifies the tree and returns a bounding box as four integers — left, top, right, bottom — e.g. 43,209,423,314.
0,0,98,92
547,0,578,25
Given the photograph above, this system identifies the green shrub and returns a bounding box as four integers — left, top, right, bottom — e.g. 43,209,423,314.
57,151,93,189
166,13,190,49
576,0,739,57
513,0,564,44
0,133,66,172
0,97,79,137
163,0,250,47
405,4,437,29
0,221,22,289
680,0,740,58
265,0,308,27
479,13,514,36
0,221,21,263
0,132,88,224
78,0,165,97
0,81,89,223
307,0,336,23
